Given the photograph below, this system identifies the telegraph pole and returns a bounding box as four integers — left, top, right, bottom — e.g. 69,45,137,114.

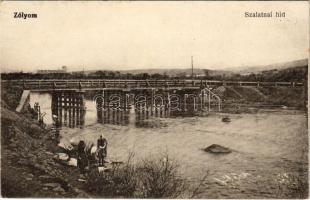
191,56,194,80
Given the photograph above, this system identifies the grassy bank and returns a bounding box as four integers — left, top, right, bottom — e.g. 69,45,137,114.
83,153,201,198
214,86,307,110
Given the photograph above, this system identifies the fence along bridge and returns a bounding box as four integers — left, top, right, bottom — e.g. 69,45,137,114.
2,79,304,91
5,79,302,128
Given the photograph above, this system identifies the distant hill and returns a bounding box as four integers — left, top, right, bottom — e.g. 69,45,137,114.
83,59,308,76
119,68,234,77
229,59,308,74
71,58,308,78
1,58,307,81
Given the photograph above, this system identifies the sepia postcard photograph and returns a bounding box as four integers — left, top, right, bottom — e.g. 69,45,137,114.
0,1,309,199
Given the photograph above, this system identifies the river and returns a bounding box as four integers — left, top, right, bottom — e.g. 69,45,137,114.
30,91,308,198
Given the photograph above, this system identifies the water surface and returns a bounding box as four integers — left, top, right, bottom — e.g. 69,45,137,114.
30,92,308,198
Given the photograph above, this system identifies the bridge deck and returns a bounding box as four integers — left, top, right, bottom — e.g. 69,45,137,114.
2,79,303,91
28,87,201,92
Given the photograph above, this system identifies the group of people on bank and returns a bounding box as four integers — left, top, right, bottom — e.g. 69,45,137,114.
53,115,108,175
76,134,108,174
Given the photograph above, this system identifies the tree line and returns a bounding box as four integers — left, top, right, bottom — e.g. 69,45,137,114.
1,71,168,80
1,66,307,82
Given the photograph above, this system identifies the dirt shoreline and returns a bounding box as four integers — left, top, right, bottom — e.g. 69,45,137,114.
1,102,94,197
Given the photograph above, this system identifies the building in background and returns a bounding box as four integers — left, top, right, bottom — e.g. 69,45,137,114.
37,66,67,74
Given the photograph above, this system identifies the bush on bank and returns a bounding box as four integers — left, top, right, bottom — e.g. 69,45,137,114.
84,154,188,198
84,155,138,197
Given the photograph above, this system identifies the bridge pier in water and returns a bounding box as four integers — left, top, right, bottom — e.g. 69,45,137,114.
51,90,86,128
95,90,131,125
50,86,221,128
95,87,221,126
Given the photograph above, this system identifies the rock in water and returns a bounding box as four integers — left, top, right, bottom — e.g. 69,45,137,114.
222,116,231,123
204,144,232,154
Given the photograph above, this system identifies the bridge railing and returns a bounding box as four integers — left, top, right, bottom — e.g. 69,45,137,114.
1,79,304,90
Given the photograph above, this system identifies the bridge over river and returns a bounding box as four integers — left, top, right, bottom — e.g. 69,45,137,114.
3,79,304,128
2,79,304,91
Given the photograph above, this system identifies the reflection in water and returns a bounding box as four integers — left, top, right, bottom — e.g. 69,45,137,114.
97,102,205,127
98,109,130,125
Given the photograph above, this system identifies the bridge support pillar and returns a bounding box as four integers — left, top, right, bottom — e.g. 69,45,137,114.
92,87,221,126
51,90,85,128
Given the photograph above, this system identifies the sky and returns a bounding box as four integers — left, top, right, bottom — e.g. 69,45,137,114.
0,1,308,72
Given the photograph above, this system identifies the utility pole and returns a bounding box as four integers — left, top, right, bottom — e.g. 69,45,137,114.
191,56,194,80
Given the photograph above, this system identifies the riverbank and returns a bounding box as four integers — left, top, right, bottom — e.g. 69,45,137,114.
1,102,202,198
1,100,94,197
2,91,201,198
214,86,307,109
